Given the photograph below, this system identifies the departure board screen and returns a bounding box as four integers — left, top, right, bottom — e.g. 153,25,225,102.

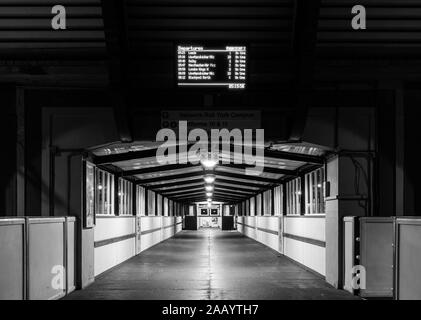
177,45,247,90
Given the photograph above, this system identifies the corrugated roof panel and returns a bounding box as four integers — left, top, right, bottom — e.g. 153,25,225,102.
0,0,105,55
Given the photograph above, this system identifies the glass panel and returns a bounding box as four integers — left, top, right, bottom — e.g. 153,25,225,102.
85,163,95,227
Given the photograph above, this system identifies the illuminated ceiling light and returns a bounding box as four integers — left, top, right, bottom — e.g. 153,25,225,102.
317,184,322,188
205,185,214,192
200,152,218,169
296,191,302,195
97,185,103,190
207,198,212,202
206,192,213,197
201,158,217,169
204,175,216,184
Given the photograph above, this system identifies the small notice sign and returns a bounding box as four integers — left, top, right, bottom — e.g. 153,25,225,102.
161,110,261,130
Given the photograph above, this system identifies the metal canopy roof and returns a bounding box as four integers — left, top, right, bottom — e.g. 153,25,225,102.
89,141,326,204
2,0,421,87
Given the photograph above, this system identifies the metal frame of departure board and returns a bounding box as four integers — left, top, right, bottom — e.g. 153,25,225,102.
174,42,248,92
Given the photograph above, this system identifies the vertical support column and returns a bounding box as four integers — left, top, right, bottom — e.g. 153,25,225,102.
16,87,25,216
325,156,367,288
395,86,405,216
75,159,95,289
114,175,119,216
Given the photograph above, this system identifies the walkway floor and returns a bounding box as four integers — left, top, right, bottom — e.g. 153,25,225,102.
65,229,358,300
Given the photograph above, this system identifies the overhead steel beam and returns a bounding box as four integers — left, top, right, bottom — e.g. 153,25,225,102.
122,163,199,176
169,186,254,198
172,191,246,200
137,170,278,185
160,187,205,197
214,183,261,192
214,187,255,196
92,148,158,165
155,184,205,194
145,177,270,190
220,163,295,176
265,148,323,165
181,198,237,204
214,171,280,184
216,178,267,189
92,144,323,168
176,198,243,205
166,187,253,198
220,146,323,165
92,143,197,165
137,171,206,185
125,162,296,177
151,178,204,190
179,195,243,203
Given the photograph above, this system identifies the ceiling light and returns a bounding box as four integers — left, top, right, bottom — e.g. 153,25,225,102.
204,175,216,184
206,192,213,197
205,185,214,192
200,152,218,169
201,158,217,169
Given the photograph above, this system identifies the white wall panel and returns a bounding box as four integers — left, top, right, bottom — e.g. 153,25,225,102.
27,218,66,300
284,216,325,242
284,237,326,276
237,215,326,276
283,216,326,276
0,218,25,300
94,217,136,277
95,217,135,242
256,217,280,252
93,216,182,276
94,238,135,276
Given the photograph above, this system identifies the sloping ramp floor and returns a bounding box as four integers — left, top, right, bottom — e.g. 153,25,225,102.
65,229,359,300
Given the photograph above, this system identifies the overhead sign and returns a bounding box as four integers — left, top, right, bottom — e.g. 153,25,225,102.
161,110,261,130
177,45,247,89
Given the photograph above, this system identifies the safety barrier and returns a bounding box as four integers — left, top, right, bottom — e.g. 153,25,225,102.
94,216,136,276
94,215,183,277
0,217,75,300
0,218,25,300
343,216,358,294
343,216,421,300
395,218,421,300
283,215,326,276
237,215,326,276
359,217,394,298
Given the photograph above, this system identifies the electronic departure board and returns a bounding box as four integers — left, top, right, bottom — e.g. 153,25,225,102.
177,45,247,89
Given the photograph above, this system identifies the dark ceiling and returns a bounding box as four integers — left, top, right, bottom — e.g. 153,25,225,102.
1,0,421,87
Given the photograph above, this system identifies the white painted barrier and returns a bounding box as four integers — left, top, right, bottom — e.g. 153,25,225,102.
0,218,26,300
284,216,326,276
139,216,182,253
26,217,76,300
94,216,136,277
256,216,280,252
395,218,421,300
94,215,183,277
237,215,326,276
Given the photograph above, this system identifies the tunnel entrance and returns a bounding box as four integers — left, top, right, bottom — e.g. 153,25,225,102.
83,135,329,278
31,102,375,294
